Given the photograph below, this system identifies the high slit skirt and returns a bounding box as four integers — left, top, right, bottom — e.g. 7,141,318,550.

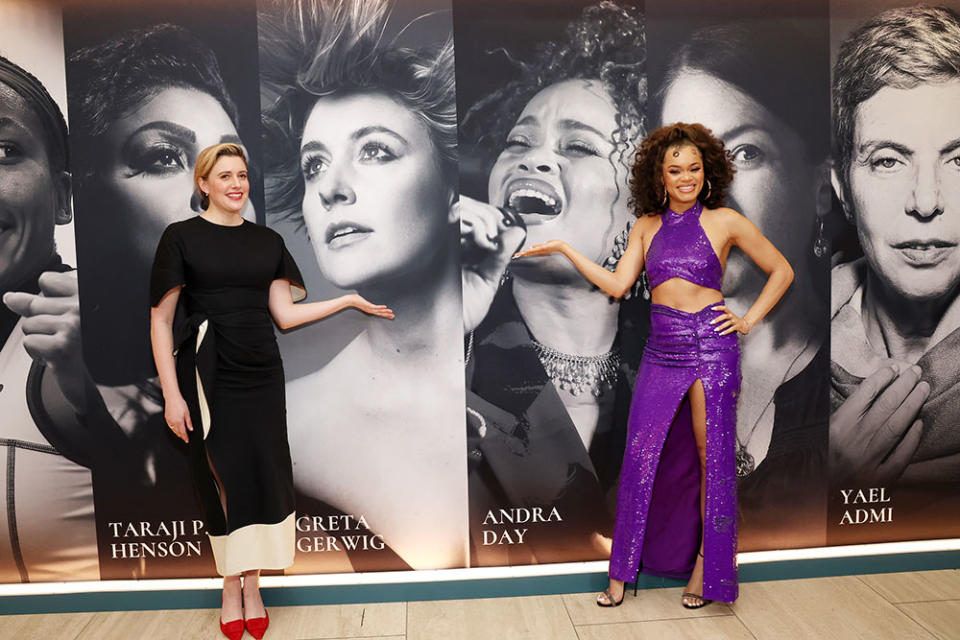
609,302,740,603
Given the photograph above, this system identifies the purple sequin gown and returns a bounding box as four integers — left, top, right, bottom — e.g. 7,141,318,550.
608,201,740,603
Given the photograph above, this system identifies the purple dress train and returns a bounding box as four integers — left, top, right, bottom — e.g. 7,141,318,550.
608,201,740,603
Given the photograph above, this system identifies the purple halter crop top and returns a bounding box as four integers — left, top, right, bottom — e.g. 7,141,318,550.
645,200,723,291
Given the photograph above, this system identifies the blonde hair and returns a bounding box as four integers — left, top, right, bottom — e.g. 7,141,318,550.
194,143,247,210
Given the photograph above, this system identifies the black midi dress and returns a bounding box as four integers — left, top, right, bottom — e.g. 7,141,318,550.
149,216,305,576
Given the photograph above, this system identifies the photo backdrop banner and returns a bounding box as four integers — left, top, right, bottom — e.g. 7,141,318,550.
0,0,956,583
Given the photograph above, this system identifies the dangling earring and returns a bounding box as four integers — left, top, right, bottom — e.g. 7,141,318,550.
660,190,668,208
813,214,828,258
703,179,712,201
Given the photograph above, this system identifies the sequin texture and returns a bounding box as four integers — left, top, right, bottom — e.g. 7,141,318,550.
645,201,723,291
607,229,741,603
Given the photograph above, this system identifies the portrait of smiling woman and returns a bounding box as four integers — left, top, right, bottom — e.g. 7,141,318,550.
260,0,467,571
829,3,960,544
64,15,262,577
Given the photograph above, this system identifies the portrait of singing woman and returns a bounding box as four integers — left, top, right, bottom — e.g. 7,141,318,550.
830,4,960,543
259,0,467,571
651,16,831,549
66,21,261,577
457,0,648,565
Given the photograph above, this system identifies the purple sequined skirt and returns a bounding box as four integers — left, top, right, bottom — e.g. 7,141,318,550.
609,302,740,603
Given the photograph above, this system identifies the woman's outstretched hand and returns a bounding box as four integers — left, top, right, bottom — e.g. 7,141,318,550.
513,239,568,259
348,294,395,319
459,196,526,333
710,304,752,335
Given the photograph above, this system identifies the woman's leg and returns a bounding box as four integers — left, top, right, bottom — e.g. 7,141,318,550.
682,379,709,607
221,574,242,622
243,569,267,620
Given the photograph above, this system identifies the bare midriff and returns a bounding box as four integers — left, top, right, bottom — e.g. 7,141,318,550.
650,277,723,313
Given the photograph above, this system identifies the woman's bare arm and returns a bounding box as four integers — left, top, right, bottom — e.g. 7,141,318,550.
149,287,192,442
267,280,394,330
514,220,647,298
722,209,794,331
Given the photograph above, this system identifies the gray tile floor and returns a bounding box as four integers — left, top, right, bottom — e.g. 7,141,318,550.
4,570,959,639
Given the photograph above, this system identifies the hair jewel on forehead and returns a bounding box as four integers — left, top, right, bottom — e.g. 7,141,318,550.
672,148,680,157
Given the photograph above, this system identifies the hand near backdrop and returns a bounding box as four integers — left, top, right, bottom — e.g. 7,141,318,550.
3,270,91,415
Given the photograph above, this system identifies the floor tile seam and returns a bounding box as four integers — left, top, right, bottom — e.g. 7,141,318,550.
571,610,734,627
854,573,892,604
892,602,948,640
886,597,960,604
298,634,406,640
557,592,582,640
729,608,760,640
68,612,97,640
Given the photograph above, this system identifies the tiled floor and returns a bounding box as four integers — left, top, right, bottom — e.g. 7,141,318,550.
5,570,960,639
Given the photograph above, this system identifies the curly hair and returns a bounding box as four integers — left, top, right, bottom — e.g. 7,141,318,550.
630,122,735,216
460,1,647,177
833,5,960,199
67,24,239,188
259,0,457,224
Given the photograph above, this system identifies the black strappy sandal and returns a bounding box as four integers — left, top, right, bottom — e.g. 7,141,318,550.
596,587,625,607
681,552,713,609
681,592,713,609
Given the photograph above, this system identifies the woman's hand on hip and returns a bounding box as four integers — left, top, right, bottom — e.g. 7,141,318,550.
164,394,193,443
710,305,751,335
829,364,928,486
458,196,526,333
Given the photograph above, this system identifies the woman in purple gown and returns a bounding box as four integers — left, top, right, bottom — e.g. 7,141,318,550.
515,122,793,607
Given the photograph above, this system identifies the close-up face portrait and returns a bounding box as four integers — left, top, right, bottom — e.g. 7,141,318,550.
659,141,704,205
845,79,960,302
488,78,634,280
661,69,815,296
199,154,249,214
98,86,252,266
0,81,66,292
300,91,452,291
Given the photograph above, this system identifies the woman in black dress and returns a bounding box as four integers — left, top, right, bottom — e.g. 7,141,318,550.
149,143,392,639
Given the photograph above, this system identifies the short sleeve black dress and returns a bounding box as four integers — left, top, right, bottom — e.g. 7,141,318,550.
150,216,305,576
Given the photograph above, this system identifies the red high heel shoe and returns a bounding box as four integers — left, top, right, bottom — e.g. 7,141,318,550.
245,610,270,639
219,617,244,640
220,593,244,640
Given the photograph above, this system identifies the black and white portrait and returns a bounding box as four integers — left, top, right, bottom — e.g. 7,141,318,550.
646,0,833,551
0,0,98,584
260,0,468,572
456,0,648,565
63,0,262,578
829,2,960,544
